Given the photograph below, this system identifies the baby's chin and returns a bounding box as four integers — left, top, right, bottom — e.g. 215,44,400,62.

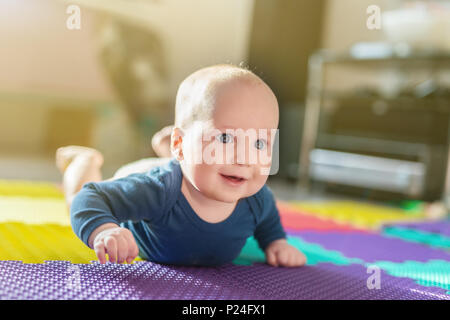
202,188,256,204
200,191,239,203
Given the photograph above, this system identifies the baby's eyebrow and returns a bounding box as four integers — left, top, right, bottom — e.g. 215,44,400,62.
213,127,274,142
215,125,238,130
216,126,275,132
215,125,275,131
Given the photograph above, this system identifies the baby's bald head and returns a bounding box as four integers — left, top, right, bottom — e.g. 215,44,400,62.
174,64,276,130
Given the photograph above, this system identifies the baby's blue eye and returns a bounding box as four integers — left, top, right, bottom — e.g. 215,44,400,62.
216,133,233,144
254,139,266,150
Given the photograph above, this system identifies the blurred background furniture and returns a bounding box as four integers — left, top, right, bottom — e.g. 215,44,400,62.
299,43,450,203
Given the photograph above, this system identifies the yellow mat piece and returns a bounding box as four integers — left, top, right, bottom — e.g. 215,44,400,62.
0,179,64,199
0,196,70,225
0,180,141,263
0,189,94,262
0,222,97,263
291,201,424,230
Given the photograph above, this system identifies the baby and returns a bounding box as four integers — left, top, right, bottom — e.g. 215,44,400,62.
57,64,307,267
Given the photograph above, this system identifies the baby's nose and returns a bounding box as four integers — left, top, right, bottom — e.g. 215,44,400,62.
233,139,256,166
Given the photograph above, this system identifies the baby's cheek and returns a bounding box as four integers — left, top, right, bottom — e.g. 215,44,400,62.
248,173,268,194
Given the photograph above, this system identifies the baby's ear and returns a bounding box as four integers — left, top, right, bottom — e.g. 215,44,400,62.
170,127,184,161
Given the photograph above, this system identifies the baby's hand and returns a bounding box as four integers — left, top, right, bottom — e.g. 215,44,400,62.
90,223,139,264
265,239,307,267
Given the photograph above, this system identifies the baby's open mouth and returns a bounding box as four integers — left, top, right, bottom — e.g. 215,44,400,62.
220,174,246,183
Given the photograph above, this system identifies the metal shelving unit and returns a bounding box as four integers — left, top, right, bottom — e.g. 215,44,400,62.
298,45,450,203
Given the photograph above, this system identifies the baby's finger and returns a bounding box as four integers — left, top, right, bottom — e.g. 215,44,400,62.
283,253,293,267
116,236,129,264
266,250,278,267
297,252,307,266
105,236,118,263
125,236,139,264
300,252,308,266
94,242,106,264
276,249,290,266
289,253,299,267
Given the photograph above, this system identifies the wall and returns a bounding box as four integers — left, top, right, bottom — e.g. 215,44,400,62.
0,0,255,180
320,0,394,51
66,0,255,111
248,0,326,104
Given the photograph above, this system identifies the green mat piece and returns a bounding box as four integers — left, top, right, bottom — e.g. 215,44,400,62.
383,227,450,250
369,260,450,294
233,236,363,266
388,200,424,215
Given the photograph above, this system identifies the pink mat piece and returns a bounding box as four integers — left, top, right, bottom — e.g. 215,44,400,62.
276,201,369,234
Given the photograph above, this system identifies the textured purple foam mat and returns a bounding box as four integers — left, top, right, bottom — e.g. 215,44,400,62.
0,261,448,300
216,263,450,300
289,231,450,263
0,261,264,300
384,220,450,238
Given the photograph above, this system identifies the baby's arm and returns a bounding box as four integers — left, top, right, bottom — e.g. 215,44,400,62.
253,186,307,267
71,173,167,263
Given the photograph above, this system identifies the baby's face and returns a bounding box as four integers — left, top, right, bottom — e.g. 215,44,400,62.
180,78,279,203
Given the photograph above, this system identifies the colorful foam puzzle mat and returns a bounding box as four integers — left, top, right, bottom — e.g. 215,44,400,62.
0,179,449,300
290,200,425,230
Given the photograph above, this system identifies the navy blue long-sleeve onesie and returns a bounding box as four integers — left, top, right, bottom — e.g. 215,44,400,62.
70,158,286,266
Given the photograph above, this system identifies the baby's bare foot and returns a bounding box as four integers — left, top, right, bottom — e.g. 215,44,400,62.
56,146,104,173
56,146,104,208
151,125,173,158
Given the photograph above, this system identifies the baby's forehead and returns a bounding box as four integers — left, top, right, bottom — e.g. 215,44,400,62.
196,70,256,96
178,69,250,110
175,65,278,131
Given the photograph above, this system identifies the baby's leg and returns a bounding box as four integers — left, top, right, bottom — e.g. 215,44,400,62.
151,125,173,158
56,125,173,210
57,147,172,210
56,146,104,209
110,124,173,178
